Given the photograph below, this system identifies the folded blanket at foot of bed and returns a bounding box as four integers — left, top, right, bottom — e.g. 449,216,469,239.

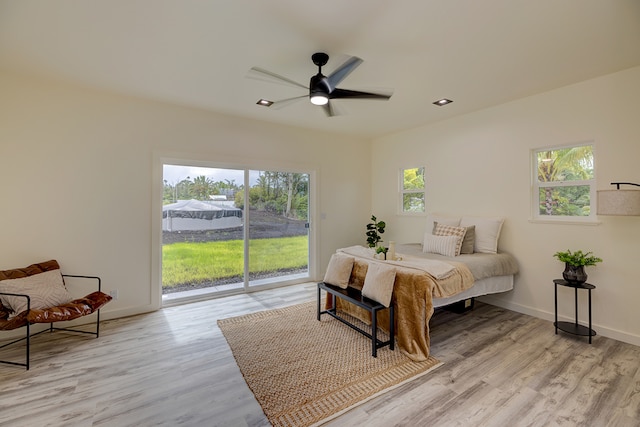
329,249,475,361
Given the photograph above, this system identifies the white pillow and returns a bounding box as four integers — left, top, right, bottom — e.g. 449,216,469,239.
323,253,355,289
362,263,396,307
426,214,460,236
0,269,73,319
422,233,459,257
459,216,505,254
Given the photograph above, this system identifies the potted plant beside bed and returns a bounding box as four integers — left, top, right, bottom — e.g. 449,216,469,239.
366,215,387,259
553,249,602,284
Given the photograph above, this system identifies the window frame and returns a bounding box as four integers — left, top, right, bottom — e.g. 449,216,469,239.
531,142,597,224
399,166,426,215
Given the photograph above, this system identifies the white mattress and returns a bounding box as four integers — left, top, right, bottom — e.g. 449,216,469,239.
432,274,514,307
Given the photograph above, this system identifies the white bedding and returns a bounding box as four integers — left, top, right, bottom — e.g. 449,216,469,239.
396,243,518,307
337,245,456,279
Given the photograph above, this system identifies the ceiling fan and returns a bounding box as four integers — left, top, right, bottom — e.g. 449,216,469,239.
249,52,393,117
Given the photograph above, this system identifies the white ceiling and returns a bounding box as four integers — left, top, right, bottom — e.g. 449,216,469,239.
1,0,639,138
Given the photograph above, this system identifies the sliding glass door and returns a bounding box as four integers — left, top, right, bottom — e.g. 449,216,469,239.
248,170,309,287
161,164,310,301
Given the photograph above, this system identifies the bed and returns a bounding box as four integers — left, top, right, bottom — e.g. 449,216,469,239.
395,243,517,308
323,214,519,361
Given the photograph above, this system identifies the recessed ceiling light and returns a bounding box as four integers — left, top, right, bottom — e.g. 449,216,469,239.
433,98,453,106
257,99,274,107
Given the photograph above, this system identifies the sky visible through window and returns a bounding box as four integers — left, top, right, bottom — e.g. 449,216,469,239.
163,165,258,187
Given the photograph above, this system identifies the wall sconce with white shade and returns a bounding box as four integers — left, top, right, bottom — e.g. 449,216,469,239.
597,182,640,216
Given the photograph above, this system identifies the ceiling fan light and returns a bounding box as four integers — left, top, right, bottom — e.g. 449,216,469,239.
310,95,329,106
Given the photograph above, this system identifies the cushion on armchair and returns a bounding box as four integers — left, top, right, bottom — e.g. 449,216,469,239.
0,259,61,281
0,311,29,331
0,259,61,317
0,260,112,328
27,291,112,323
0,270,73,319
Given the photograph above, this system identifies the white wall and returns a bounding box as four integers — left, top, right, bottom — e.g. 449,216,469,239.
0,71,371,319
371,66,640,345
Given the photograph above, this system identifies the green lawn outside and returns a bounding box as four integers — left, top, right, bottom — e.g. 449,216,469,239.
162,236,308,288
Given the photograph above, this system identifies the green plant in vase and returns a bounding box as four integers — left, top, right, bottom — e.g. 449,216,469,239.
366,215,387,257
375,246,388,258
553,249,602,284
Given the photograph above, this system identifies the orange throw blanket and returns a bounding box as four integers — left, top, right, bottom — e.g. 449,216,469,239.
330,256,474,361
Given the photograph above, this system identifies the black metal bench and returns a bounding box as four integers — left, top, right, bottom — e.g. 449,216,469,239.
317,282,394,357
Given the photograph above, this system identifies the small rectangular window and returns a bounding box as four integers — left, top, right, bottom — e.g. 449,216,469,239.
400,167,425,213
532,143,595,220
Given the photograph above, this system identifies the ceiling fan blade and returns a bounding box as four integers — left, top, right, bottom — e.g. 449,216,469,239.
326,56,363,90
270,95,308,109
321,100,346,117
329,88,393,100
247,67,308,90
322,102,334,117
322,101,336,117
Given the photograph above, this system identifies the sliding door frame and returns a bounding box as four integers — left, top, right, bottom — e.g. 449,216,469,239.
151,152,318,308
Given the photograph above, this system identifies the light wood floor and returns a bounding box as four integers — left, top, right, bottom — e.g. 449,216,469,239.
1,282,639,427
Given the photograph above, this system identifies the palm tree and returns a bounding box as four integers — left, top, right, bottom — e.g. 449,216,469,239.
192,175,214,200
176,177,192,201
537,146,593,215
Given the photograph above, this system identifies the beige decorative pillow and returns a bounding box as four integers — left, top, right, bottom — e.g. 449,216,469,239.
425,214,460,237
0,269,73,319
362,263,396,307
323,253,355,289
432,222,467,256
459,216,505,254
459,225,476,254
422,233,460,257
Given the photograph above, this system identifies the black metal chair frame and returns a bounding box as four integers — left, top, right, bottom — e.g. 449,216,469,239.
0,274,103,370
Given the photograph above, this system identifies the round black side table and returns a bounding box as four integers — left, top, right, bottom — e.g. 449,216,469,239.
553,279,596,343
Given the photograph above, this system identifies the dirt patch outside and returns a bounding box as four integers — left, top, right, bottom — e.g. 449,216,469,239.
162,209,307,244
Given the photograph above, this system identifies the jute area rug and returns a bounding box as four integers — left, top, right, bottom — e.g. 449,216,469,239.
217,301,441,427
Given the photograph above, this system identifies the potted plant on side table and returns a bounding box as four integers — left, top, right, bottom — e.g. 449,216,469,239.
553,249,602,284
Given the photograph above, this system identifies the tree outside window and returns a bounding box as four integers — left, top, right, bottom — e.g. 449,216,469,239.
401,167,425,213
533,144,595,219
